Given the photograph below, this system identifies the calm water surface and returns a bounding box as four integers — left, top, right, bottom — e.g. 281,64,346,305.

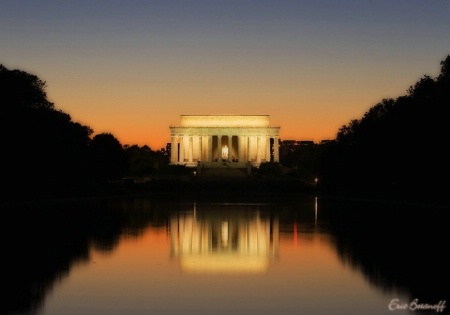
4,196,448,315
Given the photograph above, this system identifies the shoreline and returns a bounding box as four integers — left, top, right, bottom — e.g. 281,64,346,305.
2,177,448,209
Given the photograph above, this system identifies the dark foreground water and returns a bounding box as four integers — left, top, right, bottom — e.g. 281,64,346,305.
2,196,448,315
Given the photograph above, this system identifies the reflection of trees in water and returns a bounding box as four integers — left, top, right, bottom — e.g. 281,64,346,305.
320,199,449,301
1,198,169,315
3,197,447,314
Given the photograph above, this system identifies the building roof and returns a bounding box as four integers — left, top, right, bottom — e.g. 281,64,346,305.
180,115,271,128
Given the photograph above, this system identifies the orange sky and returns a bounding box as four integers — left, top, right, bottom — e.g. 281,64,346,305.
1,1,449,150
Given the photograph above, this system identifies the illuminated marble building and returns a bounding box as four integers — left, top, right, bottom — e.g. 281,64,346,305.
169,115,280,168
170,205,279,273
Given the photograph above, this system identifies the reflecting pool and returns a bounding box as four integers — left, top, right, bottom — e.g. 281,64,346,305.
3,197,448,315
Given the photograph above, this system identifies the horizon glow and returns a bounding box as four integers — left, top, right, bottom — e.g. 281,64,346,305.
1,0,449,149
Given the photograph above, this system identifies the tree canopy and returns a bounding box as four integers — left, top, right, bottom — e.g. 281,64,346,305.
0,65,54,112
320,55,450,197
89,133,127,182
1,65,114,200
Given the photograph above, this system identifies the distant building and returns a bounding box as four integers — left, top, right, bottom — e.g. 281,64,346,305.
169,115,280,168
299,140,315,146
279,140,317,159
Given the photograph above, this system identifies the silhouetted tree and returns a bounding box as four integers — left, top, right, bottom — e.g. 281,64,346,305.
89,133,127,182
319,54,450,198
280,143,322,183
124,145,169,176
1,64,93,200
0,64,54,112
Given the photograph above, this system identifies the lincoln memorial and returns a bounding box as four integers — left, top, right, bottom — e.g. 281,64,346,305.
170,204,279,273
169,115,280,168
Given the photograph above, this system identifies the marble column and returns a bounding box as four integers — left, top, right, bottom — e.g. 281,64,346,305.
238,135,243,162
228,135,232,161
200,136,206,161
256,136,261,163
197,136,202,161
188,136,193,162
207,136,212,162
251,136,256,162
217,135,222,161
171,136,178,163
247,136,252,162
274,136,279,162
179,136,184,162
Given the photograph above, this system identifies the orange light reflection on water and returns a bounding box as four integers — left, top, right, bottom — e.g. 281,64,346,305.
41,220,409,315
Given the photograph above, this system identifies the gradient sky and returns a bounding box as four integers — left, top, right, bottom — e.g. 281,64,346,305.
1,0,449,149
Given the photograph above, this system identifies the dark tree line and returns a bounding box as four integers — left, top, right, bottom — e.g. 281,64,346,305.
273,54,449,199
124,144,169,177
2,54,449,201
1,64,91,200
0,64,168,201
278,142,324,182
318,55,450,197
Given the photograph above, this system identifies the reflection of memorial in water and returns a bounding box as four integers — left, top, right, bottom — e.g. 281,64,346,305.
170,204,279,273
